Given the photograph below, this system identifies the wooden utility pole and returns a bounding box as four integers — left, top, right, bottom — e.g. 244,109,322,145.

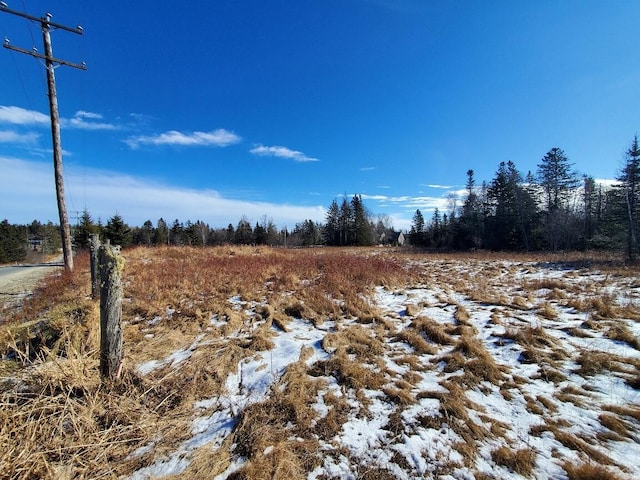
1,3,86,272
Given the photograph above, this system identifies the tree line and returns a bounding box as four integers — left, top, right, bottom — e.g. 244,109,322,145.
2,137,639,262
65,194,396,251
409,139,640,262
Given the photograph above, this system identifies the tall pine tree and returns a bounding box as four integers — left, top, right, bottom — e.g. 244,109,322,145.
618,135,640,261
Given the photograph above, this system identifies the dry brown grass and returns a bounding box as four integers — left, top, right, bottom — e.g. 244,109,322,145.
490,445,536,476
410,315,454,345
605,323,640,350
452,334,505,385
537,301,558,320
552,428,616,467
563,462,623,480
322,324,385,357
500,324,560,350
523,277,569,292
598,413,634,441
230,352,325,479
429,379,489,459
454,304,471,324
0,246,419,478
0,362,192,479
309,346,385,391
575,350,630,377
602,404,640,422
395,328,437,355
2,247,639,479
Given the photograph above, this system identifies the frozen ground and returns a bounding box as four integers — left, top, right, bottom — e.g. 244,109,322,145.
127,257,640,479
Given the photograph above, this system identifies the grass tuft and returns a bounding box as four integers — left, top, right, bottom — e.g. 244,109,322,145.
563,462,623,480
490,445,536,476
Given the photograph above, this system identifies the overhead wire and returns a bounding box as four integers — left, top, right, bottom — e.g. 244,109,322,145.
0,7,38,135
19,0,48,94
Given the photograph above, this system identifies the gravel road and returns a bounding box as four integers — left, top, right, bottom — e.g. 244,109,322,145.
0,262,63,314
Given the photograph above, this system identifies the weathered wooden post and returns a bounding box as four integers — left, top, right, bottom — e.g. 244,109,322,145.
89,234,100,299
99,242,124,380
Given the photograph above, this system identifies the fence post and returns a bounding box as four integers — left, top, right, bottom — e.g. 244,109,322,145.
89,234,100,299
99,243,124,380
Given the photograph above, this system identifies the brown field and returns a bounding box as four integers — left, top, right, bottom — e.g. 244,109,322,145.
1,247,639,479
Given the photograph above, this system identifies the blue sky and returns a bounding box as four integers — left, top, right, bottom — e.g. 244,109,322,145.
1,0,639,231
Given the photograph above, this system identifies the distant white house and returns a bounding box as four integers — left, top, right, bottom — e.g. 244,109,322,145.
379,231,405,246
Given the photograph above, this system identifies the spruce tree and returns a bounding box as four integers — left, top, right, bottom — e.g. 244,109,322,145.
104,213,132,247
235,216,253,245
324,199,340,246
351,195,373,246
74,209,100,250
338,198,352,246
457,169,483,249
155,218,169,245
618,135,640,261
410,209,425,246
537,147,580,212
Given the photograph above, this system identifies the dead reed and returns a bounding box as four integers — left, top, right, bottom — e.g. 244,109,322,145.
490,445,536,476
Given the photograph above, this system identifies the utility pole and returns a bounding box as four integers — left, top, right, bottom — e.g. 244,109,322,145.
1,2,86,272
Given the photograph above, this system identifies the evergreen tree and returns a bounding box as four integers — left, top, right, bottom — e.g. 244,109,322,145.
537,147,580,212
351,195,373,246
324,199,340,246
154,218,169,245
169,219,184,245
182,220,208,246
253,222,267,245
410,209,425,246
487,162,522,249
104,213,132,247
582,176,596,248
338,198,352,246
138,220,155,246
618,135,640,261
431,208,442,247
235,216,253,244
74,209,100,250
456,169,483,249
296,219,321,246
0,220,27,263
536,149,581,250
226,223,235,244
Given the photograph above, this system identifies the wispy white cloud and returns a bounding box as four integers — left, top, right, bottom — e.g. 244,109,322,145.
126,129,241,149
0,130,39,143
0,105,49,125
360,166,376,171
66,111,120,131
250,144,319,163
0,156,325,227
74,111,103,120
0,105,121,131
359,192,452,215
421,184,454,189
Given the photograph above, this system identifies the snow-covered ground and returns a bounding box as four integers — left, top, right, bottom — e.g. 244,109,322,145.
126,257,640,479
